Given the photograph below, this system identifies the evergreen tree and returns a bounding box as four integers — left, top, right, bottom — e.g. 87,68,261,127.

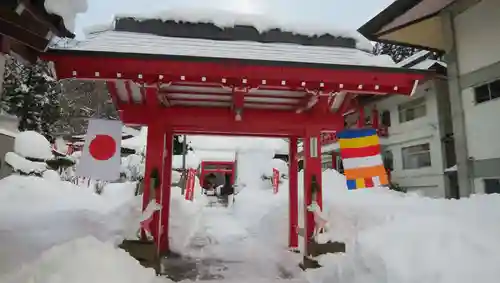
2,57,62,142
373,42,419,63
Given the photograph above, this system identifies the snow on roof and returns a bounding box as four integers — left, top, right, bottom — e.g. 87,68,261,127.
0,128,18,138
410,59,447,70
44,0,89,33
122,126,141,137
121,127,147,153
396,50,431,67
114,8,374,52
63,30,394,68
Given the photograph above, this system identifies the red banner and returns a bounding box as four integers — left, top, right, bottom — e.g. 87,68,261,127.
185,168,196,201
272,168,280,194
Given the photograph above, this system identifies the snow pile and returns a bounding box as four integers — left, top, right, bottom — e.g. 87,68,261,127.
169,186,208,254
44,0,89,33
236,149,277,190
122,127,147,154
116,8,373,51
172,151,202,169
4,152,47,175
14,131,53,160
0,175,142,275
187,135,288,155
5,131,54,175
0,236,167,283
121,153,145,180
42,169,61,181
251,169,500,283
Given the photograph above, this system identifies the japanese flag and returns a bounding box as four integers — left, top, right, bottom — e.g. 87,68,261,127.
76,119,123,181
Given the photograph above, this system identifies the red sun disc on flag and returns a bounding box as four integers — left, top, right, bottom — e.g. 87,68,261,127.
89,134,117,161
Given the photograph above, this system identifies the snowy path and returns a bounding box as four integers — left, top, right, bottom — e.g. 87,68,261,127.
164,205,305,282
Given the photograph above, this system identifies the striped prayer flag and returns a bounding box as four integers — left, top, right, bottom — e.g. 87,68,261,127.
338,129,389,190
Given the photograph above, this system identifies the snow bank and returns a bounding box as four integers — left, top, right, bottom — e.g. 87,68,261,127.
0,175,142,275
44,0,89,33
0,236,167,283
169,186,208,254
250,169,500,283
116,8,373,51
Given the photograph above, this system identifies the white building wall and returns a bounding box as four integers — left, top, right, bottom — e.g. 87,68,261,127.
461,87,500,161
453,0,500,193
454,0,500,75
369,81,447,198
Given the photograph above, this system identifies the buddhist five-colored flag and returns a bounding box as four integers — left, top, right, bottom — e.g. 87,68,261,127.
337,129,389,190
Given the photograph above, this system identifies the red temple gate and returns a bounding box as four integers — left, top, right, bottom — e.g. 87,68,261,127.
41,18,429,261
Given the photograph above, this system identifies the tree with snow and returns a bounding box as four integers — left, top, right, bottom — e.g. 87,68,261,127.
2,57,62,142
373,42,419,63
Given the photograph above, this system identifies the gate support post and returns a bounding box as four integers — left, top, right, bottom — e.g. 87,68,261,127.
142,123,163,240
159,130,173,254
288,136,299,250
302,131,323,257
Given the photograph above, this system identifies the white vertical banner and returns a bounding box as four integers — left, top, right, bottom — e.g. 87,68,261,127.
76,119,123,181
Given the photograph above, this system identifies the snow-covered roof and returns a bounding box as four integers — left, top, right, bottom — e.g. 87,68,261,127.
397,50,431,67
410,59,447,70
113,8,374,52
44,0,89,33
60,30,394,67
396,50,446,70
0,128,17,138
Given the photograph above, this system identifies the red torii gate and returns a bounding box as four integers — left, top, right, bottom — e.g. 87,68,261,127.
42,29,427,258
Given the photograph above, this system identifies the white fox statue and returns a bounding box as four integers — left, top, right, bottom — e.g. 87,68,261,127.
306,201,328,242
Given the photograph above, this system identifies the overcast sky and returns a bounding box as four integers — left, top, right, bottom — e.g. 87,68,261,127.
75,0,393,38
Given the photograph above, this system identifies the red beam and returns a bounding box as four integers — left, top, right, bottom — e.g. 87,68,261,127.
43,54,427,95
161,89,304,100
120,106,344,135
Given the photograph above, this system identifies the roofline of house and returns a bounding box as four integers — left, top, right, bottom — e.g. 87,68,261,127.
357,0,450,52
358,0,423,40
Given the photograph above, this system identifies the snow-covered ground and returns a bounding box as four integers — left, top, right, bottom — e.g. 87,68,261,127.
0,175,143,276
2,133,500,283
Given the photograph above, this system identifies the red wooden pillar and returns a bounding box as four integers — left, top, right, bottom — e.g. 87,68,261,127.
357,106,365,128
372,108,379,129
288,137,299,250
141,122,163,240
303,131,322,254
159,130,174,254
331,152,338,170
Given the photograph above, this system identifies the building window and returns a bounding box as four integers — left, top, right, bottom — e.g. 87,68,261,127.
484,179,500,194
474,79,500,104
402,143,431,169
382,150,394,171
381,110,391,127
398,97,426,123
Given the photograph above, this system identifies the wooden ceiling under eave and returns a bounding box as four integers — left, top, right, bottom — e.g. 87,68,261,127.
0,0,75,63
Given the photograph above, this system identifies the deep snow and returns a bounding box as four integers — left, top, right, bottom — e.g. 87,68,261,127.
2,153,500,283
